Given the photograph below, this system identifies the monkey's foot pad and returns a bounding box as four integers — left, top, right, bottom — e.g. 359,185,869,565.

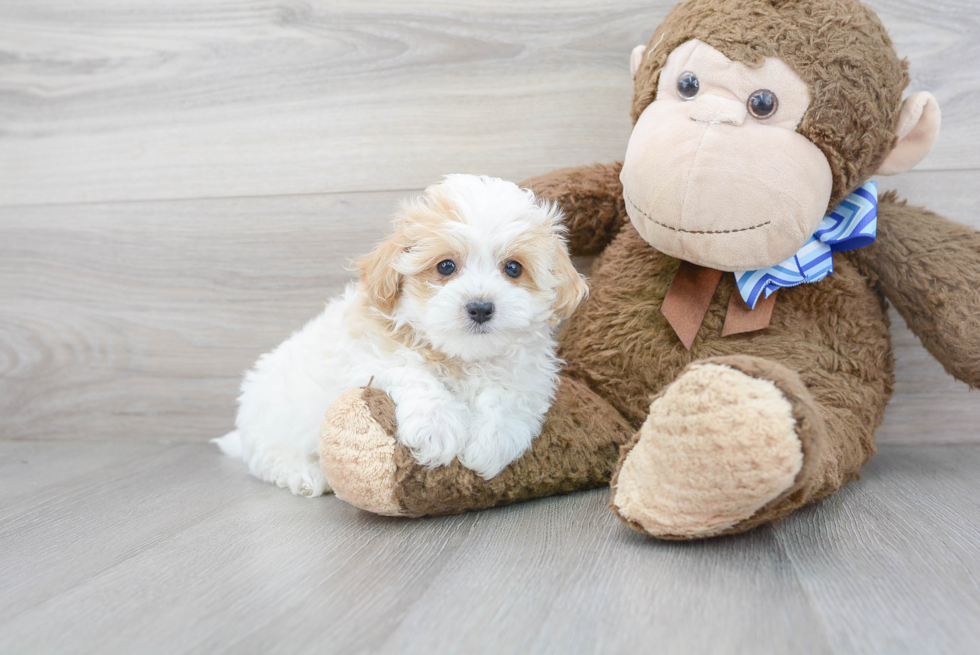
320,387,408,517
611,361,805,539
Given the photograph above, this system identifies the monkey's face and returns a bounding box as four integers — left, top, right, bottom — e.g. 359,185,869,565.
620,40,834,271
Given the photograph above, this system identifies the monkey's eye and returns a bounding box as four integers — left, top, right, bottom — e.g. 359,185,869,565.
677,72,700,100
436,259,456,277
747,89,778,119
503,260,523,279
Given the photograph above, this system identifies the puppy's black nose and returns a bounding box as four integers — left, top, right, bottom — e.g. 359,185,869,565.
466,300,494,325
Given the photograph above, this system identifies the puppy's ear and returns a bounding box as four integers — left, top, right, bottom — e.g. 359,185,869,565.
355,231,405,313
550,243,589,321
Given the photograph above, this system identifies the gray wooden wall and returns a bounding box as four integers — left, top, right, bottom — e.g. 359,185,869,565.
1,0,977,445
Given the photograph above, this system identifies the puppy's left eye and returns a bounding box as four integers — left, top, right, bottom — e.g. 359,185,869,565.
503,260,523,279
436,259,456,277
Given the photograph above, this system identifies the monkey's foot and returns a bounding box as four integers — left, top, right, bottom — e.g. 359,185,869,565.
320,387,408,516
610,355,825,539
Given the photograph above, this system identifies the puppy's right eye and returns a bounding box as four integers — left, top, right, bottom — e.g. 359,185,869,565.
436,260,456,277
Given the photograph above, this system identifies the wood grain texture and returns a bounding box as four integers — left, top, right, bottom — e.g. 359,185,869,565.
1,171,978,443
0,191,404,441
0,439,171,507
775,445,980,653
0,0,976,206
0,443,244,616
1,442,979,654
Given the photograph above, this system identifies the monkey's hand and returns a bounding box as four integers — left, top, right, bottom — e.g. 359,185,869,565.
521,162,627,257
846,197,980,388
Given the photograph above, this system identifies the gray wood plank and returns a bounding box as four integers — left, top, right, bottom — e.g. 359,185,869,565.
0,440,171,507
0,0,976,205
2,442,978,654
875,170,980,223
0,443,249,617
0,441,828,655
0,191,405,441
379,496,831,655
1,171,978,444
776,444,980,654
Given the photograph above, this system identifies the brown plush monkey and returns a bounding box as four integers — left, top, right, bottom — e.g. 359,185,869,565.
319,0,980,539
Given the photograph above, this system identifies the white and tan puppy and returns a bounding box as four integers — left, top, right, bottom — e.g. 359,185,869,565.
215,175,587,496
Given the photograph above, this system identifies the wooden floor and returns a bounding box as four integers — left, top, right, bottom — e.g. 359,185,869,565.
2,441,980,654
1,0,979,652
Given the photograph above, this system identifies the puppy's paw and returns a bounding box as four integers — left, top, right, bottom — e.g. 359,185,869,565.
395,399,468,469
287,454,333,497
253,447,332,497
460,417,536,479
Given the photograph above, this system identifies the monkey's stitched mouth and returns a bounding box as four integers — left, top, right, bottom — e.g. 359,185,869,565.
625,194,771,235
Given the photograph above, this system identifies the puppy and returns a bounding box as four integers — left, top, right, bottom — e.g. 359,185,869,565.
215,174,588,496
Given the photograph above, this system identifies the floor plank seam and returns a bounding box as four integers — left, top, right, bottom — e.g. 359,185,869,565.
0,499,240,629
773,524,844,654
1,168,976,211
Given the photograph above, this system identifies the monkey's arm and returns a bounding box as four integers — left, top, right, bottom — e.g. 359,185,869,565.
846,198,980,388
521,162,627,256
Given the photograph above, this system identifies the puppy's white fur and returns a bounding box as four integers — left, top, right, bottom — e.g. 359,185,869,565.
215,175,587,496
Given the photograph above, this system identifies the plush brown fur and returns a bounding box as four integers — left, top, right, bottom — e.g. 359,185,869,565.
849,195,980,388
527,162,627,256
509,214,893,532
332,375,633,517
631,0,909,209
320,0,980,538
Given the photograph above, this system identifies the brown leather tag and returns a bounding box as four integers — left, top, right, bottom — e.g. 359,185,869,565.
721,289,777,336
661,261,723,350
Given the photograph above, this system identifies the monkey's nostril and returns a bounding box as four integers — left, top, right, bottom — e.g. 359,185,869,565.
466,300,494,325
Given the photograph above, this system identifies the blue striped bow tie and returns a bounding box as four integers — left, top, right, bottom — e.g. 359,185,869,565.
734,181,878,309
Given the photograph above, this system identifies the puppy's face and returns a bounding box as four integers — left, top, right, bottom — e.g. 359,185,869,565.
357,175,587,361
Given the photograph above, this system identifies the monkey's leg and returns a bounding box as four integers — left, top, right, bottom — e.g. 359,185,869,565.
319,375,633,517
610,355,875,539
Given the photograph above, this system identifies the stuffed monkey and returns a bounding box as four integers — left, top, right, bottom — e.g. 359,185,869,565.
320,0,980,539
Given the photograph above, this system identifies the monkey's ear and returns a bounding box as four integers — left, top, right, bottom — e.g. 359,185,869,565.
630,45,647,79
877,92,942,176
